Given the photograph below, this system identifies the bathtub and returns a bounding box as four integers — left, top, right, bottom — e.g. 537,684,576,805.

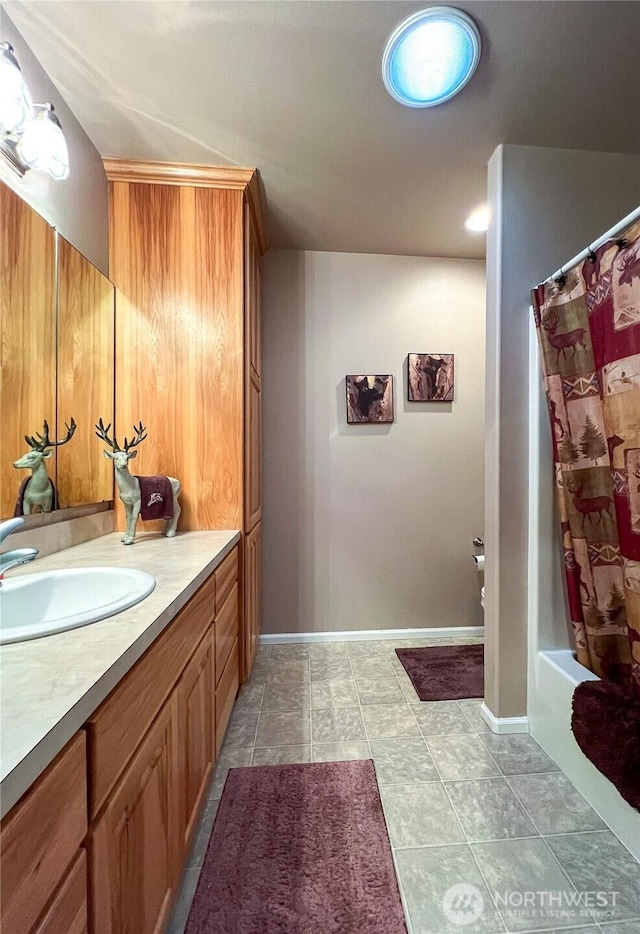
529,649,640,860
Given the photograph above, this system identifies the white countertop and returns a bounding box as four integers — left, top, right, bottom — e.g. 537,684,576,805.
0,529,240,818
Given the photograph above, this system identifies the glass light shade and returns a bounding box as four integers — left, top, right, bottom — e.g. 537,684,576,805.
0,42,33,135
382,8,481,108
17,104,69,180
465,206,490,233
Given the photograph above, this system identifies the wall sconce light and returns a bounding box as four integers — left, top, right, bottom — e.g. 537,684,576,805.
0,42,69,180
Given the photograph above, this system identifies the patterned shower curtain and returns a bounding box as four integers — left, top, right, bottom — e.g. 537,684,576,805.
532,219,640,698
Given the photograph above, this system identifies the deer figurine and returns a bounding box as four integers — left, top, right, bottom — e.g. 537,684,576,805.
566,479,613,531
95,419,181,545
13,418,76,515
542,309,587,366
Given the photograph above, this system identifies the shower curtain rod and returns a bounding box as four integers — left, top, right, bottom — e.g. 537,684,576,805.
544,203,640,283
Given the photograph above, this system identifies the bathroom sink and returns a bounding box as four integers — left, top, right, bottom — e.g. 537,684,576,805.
0,567,156,645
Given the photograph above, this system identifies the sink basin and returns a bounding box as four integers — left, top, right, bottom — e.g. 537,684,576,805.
0,567,156,645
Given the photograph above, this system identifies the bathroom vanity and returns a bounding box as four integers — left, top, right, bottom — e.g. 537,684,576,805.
0,530,241,934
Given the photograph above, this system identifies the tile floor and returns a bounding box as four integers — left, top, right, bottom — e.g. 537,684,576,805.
168,638,640,934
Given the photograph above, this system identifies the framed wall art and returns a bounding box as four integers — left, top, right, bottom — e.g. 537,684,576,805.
408,353,454,402
346,375,394,423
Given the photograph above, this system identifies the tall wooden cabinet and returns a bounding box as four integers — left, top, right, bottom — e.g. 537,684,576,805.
243,202,263,676
104,160,266,680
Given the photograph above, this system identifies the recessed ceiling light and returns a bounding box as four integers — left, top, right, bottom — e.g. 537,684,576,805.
465,206,490,233
382,7,481,108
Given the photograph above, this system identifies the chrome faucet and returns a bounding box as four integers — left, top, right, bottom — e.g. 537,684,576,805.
0,518,38,578
0,518,26,547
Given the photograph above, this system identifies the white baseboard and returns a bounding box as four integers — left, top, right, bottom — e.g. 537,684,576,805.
260,626,484,645
481,702,529,734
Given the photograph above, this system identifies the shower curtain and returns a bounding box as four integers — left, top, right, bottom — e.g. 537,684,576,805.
532,219,640,698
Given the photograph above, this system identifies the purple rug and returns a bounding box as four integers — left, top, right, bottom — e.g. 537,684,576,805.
396,644,484,700
572,679,640,810
185,760,407,934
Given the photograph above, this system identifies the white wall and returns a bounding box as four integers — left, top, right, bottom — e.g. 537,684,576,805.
485,144,640,720
262,249,486,635
0,9,108,272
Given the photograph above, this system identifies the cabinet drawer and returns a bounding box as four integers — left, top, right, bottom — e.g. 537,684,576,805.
215,547,238,614
0,732,87,934
215,582,239,684
215,639,239,755
86,573,215,818
34,849,88,934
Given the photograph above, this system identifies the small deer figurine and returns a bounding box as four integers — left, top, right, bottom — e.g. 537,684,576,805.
13,418,76,514
95,419,181,545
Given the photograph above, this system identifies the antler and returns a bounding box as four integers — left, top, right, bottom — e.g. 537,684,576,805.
95,418,121,451
122,422,147,453
53,418,77,447
542,308,558,331
618,248,640,272
25,418,77,452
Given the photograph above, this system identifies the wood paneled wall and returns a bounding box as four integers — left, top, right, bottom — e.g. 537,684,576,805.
57,237,115,509
109,181,244,530
0,184,56,519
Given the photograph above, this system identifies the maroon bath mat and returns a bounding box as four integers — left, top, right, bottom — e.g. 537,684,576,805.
396,644,484,700
572,679,640,810
185,759,407,934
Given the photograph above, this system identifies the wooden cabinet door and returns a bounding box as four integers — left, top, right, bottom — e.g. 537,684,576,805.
0,732,87,934
244,199,262,531
90,694,179,934
245,372,262,530
244,201,261,387
243,522,262,680
177,632,214,855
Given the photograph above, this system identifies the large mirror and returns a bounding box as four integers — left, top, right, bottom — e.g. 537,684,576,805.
0,181,115,520
56,235,114,509
1,184,57,518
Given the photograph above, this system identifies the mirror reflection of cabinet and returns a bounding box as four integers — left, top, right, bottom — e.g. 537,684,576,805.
0,181,115,521
57,237,114,509
0,185,57,519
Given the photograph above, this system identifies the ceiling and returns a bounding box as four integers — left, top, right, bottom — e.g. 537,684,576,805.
4,1,640,259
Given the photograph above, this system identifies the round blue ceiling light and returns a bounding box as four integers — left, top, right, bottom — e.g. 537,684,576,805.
382,7,481,108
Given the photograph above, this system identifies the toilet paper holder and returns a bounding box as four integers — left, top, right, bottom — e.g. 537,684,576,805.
473,537,484,549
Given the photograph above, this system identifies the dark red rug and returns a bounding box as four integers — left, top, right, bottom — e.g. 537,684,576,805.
185,760,407,934
572,679,640,810
396,644,484,700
